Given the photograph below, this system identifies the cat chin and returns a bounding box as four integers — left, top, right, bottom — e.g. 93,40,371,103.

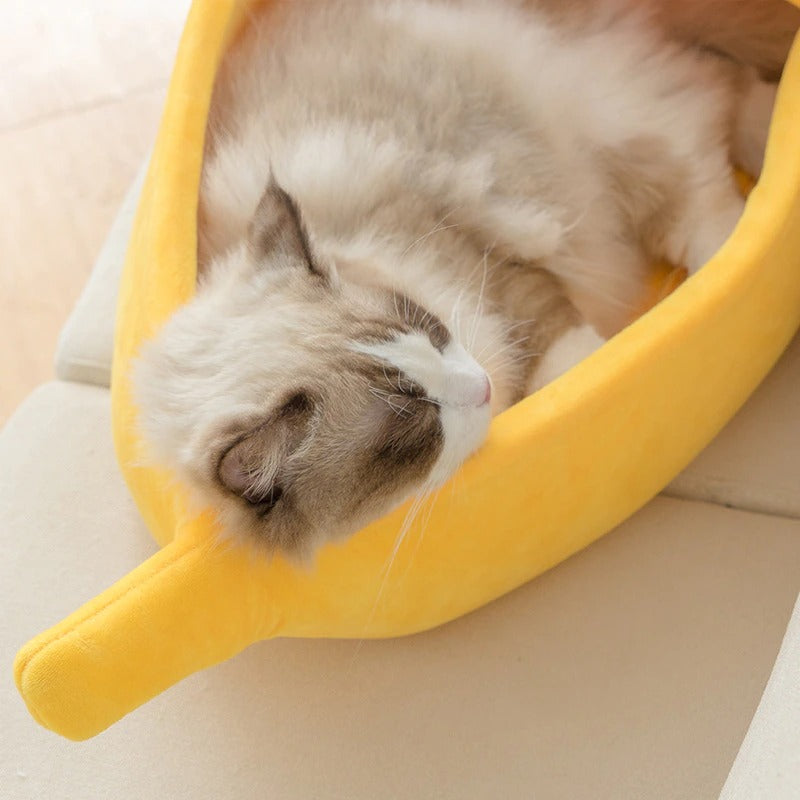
428,403,492,489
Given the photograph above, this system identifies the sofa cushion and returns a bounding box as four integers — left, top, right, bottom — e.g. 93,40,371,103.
54,163,146,388
3,382,800,799
667,331,800,518
720,592,800,799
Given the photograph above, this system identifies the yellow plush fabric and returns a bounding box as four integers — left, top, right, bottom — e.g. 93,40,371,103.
14,0,800,741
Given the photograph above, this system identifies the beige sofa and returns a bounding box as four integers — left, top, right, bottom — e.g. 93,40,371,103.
2,175,799,799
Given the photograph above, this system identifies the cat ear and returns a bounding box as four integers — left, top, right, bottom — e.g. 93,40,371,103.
248,178,328,278
218,423,283,509
216,392,314,512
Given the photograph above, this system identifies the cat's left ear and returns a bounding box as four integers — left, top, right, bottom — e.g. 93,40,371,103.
248,178,336,282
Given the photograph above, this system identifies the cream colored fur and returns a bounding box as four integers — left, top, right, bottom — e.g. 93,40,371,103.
135,0,787,557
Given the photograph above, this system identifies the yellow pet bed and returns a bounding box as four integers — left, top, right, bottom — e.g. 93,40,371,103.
15,0,800,741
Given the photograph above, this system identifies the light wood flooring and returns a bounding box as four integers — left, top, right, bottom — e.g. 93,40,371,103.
0,1,191,424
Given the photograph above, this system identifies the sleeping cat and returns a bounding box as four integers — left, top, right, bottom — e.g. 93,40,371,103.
134,0,792,558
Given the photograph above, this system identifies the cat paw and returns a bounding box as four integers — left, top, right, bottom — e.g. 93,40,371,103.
665,188,746,274
683,197,746,273
528,324,606,393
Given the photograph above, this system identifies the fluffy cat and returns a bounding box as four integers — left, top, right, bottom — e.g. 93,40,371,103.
134,0,792,558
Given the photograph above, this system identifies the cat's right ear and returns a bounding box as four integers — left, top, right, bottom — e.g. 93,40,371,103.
248,178,332,280
215,392,315,514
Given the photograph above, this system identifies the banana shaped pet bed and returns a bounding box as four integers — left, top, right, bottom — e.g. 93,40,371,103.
15,0,800,741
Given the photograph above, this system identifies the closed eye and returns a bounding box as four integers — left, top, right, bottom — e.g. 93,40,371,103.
421,317,450,353
402,298,450,352
280,391,314,416
243,484,284,517
400,382,425,399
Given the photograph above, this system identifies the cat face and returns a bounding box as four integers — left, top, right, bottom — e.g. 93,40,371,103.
134,182,491,558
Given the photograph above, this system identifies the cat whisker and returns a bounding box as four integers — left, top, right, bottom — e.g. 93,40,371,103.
470,318,536,365
475,333,530,363
368,386,414,418
359,486,431,641
449,247,495,344
371,384,441,411
450,299,463,348
399,208,462,259
467,251,490,352
399,484,441,580
485,352,536,372
502,318,536,334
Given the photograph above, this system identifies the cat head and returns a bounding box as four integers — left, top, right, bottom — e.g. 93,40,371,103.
134,181,492,560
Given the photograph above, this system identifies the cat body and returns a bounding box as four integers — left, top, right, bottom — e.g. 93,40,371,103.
135,0,784,557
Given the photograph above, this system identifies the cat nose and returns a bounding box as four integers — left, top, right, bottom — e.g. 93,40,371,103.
464,374,491,407
479,375,492,406
442,363,492,408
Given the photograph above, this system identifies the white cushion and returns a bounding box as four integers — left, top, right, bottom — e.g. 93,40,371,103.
3,382,800,799
720,593,800,799
667,331,800,518
53,163,147,387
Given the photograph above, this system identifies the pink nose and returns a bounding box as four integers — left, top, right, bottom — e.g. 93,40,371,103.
481,376,492,406
450,371,493,408
468,375,491,407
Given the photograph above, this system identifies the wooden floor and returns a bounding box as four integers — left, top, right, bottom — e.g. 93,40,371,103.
0,1,191,424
